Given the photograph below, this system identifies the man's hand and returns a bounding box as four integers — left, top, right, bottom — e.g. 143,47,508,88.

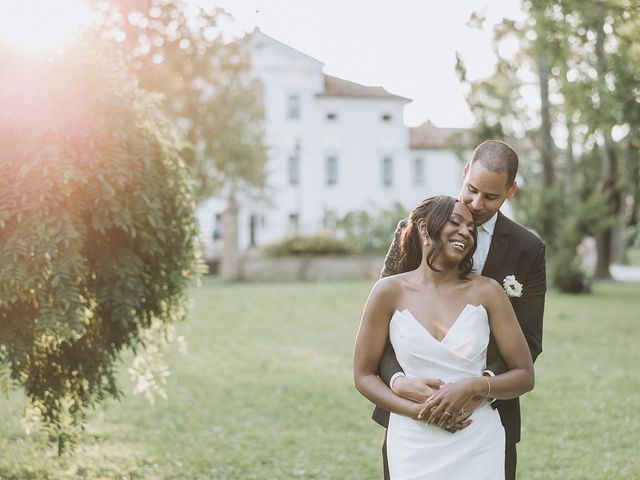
392,376,444,404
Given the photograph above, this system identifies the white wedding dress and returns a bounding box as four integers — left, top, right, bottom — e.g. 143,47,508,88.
387,304,505,480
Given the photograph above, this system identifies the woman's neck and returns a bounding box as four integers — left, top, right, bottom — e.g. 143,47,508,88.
414,258,460,285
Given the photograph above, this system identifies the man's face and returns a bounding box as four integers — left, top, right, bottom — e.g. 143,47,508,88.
460,162,516,226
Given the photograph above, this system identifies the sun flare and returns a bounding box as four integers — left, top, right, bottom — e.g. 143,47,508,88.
0,0,92,53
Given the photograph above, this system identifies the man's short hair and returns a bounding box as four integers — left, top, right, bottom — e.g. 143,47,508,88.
470,140,519,186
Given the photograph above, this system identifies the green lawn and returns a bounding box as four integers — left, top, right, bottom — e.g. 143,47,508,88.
1,279,639,479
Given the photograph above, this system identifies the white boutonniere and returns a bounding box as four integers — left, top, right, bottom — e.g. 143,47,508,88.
502,275,523,298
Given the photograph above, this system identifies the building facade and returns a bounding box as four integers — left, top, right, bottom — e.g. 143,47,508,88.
197,30,467,259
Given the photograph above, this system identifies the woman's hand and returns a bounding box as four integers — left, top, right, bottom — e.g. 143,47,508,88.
418,377,486,429
392,376,444,404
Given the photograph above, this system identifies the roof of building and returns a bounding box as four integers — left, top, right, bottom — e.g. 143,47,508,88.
249,28,324,66
410,121,468,150
249,29,410,102
319,75,411,102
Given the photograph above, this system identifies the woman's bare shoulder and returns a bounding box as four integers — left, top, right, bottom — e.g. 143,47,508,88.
468,275,507,303
375,273,405,294
374,272,416,300
368,275,405,312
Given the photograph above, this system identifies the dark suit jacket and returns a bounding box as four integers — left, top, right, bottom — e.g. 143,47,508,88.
371,211,546,446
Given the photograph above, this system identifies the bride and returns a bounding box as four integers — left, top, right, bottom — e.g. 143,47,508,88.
354,195,534,479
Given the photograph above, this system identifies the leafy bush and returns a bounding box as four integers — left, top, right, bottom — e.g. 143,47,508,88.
335,203,408,254
515,182,609,293
0,42,200,452
261,233,354,256
261,204,407,257
549,250,591,294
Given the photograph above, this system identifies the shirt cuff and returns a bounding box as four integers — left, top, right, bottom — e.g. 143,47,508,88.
390,372,405,391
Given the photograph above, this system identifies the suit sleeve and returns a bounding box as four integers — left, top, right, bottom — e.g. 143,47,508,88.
377,220,405,385
380,220,405,279
486,242,546,376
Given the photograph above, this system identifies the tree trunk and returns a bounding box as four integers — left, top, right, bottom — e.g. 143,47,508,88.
611,210,626,265
537,54,556,246
593,11,619,279
624,133,639,252
565,115,574,192
612,136,637,265
610,132,626,264
595,231,613,278
538,56,555,189
594,132,619,279
220,191,241,281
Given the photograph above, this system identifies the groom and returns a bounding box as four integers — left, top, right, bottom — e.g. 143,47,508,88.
373,140,546,480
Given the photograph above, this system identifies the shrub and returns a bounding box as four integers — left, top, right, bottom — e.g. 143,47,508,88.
549,250,591,294
335,203,408,254
0,42,200,452
515,183,608,294
261,233,354,256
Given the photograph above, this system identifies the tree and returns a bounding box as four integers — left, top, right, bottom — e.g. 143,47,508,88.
93,0,268,279
606,1,640,260
0,39,200,452
541,0,638,277
456,0,639,289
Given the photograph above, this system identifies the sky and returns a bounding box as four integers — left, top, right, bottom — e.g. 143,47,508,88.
0,0,525,129
202,0,525,128
0,0,92,52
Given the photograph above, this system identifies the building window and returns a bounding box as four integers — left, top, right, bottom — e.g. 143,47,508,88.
288,154,300,186
326,112,337,121
288,213,299,229
382,156,393,188
212,213,223,240
413,157,424,186
249,214,258,247
381,113,392,122
287,94,300,120
326,155,338,186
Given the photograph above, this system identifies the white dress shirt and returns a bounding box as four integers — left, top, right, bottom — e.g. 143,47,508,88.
471,212,500,386
471,212,498,275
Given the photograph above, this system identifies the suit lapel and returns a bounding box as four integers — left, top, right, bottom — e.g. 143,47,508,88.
481,211,511,282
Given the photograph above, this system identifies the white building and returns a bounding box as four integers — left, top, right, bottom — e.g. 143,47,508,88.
197,30,468,259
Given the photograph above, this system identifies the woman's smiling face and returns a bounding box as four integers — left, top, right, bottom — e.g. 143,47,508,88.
439,202,475,260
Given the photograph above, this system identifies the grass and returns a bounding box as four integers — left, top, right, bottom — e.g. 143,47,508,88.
1,278,639,479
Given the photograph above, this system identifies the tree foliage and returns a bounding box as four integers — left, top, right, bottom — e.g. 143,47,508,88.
457,0,640,290
92,0,267,201
0,40,200,452
92,0,268,280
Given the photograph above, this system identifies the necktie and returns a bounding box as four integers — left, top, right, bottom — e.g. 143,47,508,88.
472,225,487,274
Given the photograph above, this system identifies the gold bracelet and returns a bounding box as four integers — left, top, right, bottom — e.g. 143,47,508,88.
483,375,491,398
